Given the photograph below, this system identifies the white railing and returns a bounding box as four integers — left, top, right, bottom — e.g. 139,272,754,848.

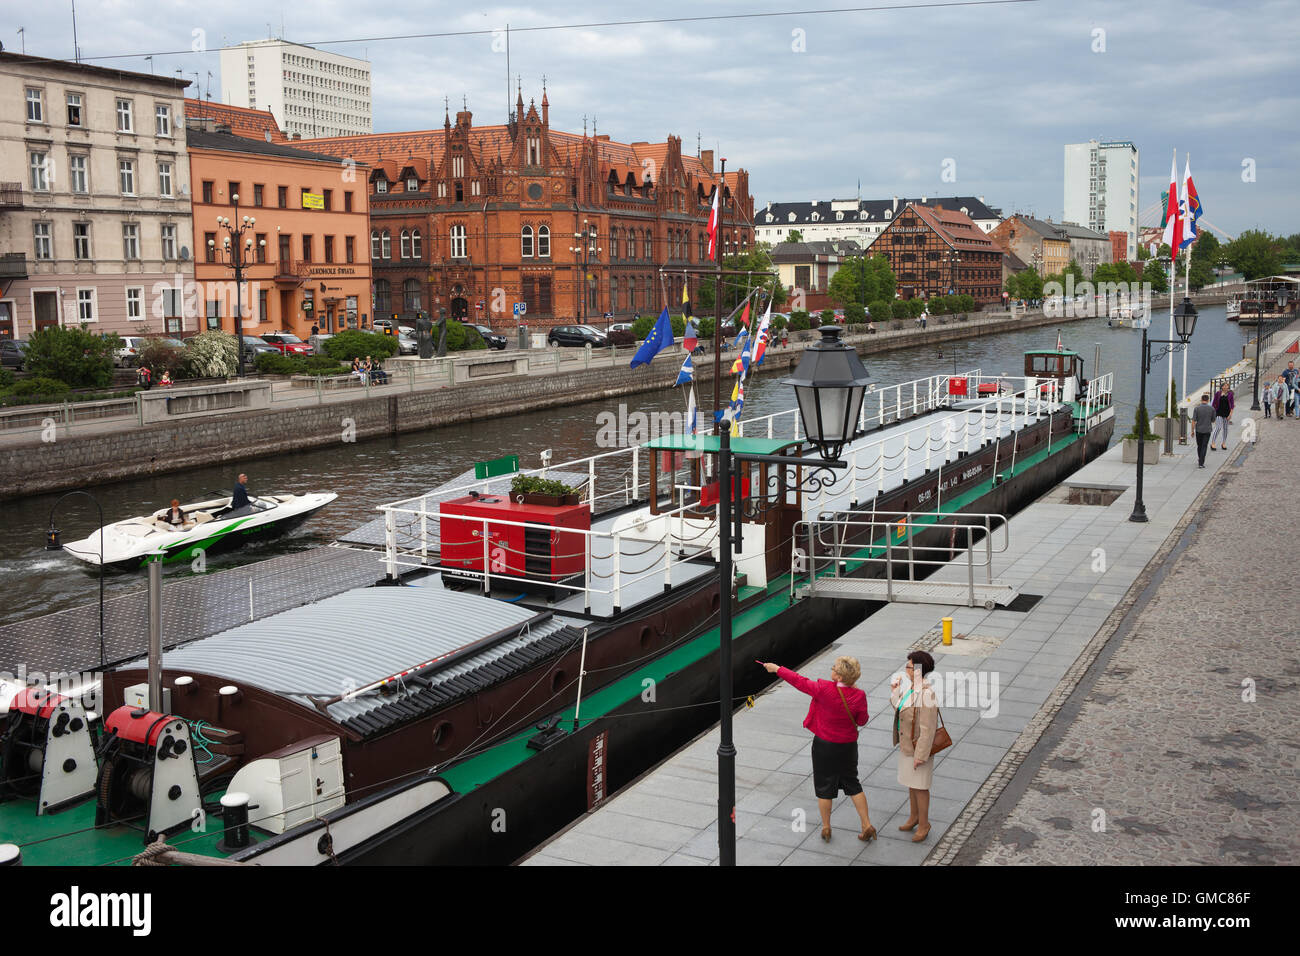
790,512,1011,608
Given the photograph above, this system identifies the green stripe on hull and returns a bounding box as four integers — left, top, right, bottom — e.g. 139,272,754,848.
139,516,258,568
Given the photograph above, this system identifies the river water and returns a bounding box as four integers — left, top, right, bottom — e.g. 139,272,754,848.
0,307,1255,627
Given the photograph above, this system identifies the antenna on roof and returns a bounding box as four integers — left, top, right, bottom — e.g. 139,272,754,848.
505,24,511,123
71,0,80,63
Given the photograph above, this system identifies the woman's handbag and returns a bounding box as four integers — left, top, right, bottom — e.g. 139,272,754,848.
896,689,953,756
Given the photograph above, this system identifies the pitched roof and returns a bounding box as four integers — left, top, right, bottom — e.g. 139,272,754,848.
770,239,865,261
186,129,367,167
184,98,287,142
1055,221,1109,240
757,195,1003,228
1007,215,1068,241
905,203,998,253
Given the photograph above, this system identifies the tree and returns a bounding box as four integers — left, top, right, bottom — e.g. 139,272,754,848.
785,229,803,243
844,303,867,325
1190,230,1220,265
1142,258,1169,294
1227,229,1283,280
1187,258,1215,291
23,325,117,387
1061,260,1086,287
827,263,861,307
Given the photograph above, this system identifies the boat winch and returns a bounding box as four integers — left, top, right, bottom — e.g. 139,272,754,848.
0,687,98,814
95,705,201,843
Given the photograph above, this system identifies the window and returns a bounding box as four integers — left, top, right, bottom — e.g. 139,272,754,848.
69,155,88,193
73,223,90,260
323,189,333,210
407,177,418,191
450,225,466,258
253,184,264,206
644,230,652,259
538,225,550,258
795,266,811,288
400,230,411,259
204,231,216,262
116,99,133,132
66,92,82,127
277,185,288,208
254,232,266,264
206,299,220,330
126,287,143,321
344,191,353,212
77,289,96,322
123,224,140,259
610,277,619,312
302,235,313,262
455,182,463,202
229,182,241,204
278,234,291,264
371,230,380,259
404,279,421,311
258,289,269,325
324,235,334,264
26,88,44,123
381,230,391,259
158,162,173,197
29,152,49,191
119,160,135,195
375,178,387,194
155,104,171,137
159,223,178,260
521,225,533,258
374,279,391,313
345,235,355,263
33,222,52,260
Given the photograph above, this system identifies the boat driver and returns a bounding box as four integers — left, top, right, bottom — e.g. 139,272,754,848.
231,473,250,511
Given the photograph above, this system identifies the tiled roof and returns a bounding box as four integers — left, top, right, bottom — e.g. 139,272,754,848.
770,239,865,261
184,98,287,142
758,195,1003,227
906,203,997,252
1055,222,1109,240
186,129,366,167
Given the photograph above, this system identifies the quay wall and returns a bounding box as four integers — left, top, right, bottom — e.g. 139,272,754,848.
0,307,1094,499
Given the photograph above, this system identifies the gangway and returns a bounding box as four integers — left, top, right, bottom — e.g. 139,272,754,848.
791,512,1017,610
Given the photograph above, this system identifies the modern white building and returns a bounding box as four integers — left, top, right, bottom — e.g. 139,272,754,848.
0,52,197,338
754,195,1003,249
219,39,371,139
1064,140,1139,261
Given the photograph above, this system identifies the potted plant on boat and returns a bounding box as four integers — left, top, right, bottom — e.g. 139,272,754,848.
511,474,582,506
1121,400,1162,465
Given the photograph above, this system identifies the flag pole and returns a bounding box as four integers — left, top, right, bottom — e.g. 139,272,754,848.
1167,148,1176,422
713,160,726,430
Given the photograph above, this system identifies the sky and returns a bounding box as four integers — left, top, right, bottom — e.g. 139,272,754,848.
11,0,1299,240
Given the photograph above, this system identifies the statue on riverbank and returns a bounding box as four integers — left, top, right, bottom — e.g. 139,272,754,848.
416,311,433,359
435,310,448,357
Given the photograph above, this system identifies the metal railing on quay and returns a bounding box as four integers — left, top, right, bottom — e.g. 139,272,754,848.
790,511,1011,608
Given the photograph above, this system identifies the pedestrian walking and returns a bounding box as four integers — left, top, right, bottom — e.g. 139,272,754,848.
1276,375,1288,420
758,656,877,843
1210,381,1234,450
1192,393,1215,467
1284,362,1299,417
1262,380,1273,418
891,650,939,843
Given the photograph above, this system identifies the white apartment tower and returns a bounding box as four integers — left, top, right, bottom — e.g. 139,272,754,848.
1064,140,1139,258
219,39,371,139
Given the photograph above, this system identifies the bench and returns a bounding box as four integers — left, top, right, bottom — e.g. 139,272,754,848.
289,374,366,389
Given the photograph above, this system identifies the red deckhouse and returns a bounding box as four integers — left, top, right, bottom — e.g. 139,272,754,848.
305,87,753,328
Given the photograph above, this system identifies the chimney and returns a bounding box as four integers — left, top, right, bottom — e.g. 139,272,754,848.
700,149,714,172
766,201,772,212
921,194,927,204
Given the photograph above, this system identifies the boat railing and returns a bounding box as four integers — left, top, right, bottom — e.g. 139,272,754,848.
377,496,719,617
788,512,1012,608
380,369,986,520
1076,372,1114,432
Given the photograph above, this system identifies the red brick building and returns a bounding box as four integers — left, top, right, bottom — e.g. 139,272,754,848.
1108,230,1128,266
874,203,1002,304
302,89,754,329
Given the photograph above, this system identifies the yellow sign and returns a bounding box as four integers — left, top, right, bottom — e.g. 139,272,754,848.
301,192,324,210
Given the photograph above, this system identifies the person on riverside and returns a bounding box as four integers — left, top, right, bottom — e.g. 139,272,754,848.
758,656,876,843
1210,381,1234,451
892,650,939,843
1193,393,1215,468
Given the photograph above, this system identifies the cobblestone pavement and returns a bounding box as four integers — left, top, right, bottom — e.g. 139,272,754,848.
959,372,1300,865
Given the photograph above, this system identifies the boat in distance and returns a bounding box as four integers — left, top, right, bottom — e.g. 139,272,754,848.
60,492,338,571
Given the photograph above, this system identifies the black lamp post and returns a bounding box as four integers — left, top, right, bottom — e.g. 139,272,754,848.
208,194,263,377
1131,297,1198,523
1250,300,1264,411
569,221,600,327
46,490,106,667
714,325,869,865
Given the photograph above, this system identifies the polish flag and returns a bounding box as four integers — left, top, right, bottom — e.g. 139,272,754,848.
706,184,720,260
1161,152,1182,254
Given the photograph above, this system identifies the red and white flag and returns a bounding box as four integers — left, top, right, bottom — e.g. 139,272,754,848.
706,184,720,260
1161,151,1183,253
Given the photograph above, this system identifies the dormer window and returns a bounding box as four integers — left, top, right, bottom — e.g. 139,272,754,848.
788,212,796,222
836,211,844,221
376,178,388,194
407,177,419,191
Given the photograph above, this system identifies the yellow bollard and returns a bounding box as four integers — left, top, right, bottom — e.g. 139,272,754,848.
942,617,953,646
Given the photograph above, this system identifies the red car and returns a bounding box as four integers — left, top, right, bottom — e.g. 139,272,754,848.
259,332,312,356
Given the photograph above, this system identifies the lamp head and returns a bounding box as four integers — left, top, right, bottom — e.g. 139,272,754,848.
782,325,871,462
45,526,61,551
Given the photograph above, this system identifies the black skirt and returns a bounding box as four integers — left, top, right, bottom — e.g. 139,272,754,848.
811,736,862,798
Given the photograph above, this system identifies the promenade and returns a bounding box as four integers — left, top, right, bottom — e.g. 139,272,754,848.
522,327,1299,867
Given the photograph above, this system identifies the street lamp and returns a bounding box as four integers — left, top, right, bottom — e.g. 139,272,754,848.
714,325,869,865
1250,299,1265,411
45,490,106,667
569,220,601,328
1130,297,1197,522
208,193,264,376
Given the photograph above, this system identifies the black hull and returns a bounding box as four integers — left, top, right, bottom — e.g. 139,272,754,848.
335,419,1114,865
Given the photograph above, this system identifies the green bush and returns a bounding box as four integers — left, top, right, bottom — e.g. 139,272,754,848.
768,314,788,335
323,329,400,362
907,300,925,318
255,352,299,375
4,376,71,398
0,367,12,389
23,325,116,387
187,331,239,378
136,340,187,378
510,474,579,497
446,320,487,352
819,309,835,326
607,330,636,347
788,310,811,331
1125,401,1159,441
958,294,975,313
867,300,889,323
844,303,867,325
255,352,345,375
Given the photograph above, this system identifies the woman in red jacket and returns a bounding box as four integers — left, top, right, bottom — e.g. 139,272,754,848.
760,656,875,842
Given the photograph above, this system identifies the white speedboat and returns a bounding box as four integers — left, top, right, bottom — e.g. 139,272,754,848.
61,492,338,571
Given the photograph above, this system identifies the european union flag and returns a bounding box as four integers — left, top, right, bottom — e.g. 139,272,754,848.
630,307,674,369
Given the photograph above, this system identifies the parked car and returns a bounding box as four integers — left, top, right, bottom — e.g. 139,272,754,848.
608,322,634,334
395,333,418,355
547,325,608,348
372,318,414,337
115,335,186,367
0,339,27,369
307,334,334,356
259,332,312,356
241,335,281,358
468,324,507,350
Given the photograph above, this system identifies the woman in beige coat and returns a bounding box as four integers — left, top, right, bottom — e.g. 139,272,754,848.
891,650,938,842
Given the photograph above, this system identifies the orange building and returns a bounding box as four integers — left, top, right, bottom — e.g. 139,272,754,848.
186,119,371,339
